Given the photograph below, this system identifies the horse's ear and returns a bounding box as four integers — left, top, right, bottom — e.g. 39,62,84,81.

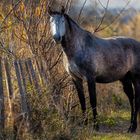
48,6,53,15
61,6,65,14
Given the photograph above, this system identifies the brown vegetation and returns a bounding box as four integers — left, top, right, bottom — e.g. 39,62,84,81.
0,0,140,139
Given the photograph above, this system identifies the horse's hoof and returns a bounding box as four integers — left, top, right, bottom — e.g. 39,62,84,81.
94,123,99,131
83,118,88,125
127,126,136,133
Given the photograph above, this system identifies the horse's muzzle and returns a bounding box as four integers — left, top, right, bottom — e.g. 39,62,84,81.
53,35,62,43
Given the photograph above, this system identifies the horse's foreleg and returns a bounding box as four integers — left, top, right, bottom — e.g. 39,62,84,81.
72,77,87,124
87,76,99,130
120,78,134,133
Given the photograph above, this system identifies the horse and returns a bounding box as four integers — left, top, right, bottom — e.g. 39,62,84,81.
48,7,140,133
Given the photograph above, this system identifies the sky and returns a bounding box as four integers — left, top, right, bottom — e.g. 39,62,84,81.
78,0,140,9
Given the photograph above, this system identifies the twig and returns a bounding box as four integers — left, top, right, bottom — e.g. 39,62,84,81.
94,0,109,32
0,41,16,58
98,0,106,9
0,0,22,27
12,0,28,32
34,0,46,27
13,29,29,44
77,0,88,22
0,22,16,33
65,0,70,10
50,51,63,70
71,96,89,109
65,0,72,13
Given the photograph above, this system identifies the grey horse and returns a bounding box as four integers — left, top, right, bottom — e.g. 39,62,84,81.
48,7,140,133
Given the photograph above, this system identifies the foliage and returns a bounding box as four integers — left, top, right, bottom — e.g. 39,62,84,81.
0,0,140,140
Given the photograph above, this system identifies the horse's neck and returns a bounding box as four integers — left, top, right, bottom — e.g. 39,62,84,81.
61,18,84,59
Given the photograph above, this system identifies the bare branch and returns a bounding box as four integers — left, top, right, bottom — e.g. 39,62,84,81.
13,31,29,44
0,22,16,33
65,0,72,13
77,0,88,22
0,0,22,27
0,41,16,58
98,0,106,9
65,0,70,9
50,51,63,70
12,0,28,32
94,0,130,33
94,0,110,32
36,0,46,27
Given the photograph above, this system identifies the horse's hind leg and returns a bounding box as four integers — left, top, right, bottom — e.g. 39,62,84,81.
131,78,140,132
120,76,134,132
72,77,87,124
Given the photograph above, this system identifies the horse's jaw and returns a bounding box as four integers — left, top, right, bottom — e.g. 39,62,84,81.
53,35,63,44
54,40,62,44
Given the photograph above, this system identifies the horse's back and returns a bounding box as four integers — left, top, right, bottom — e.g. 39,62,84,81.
92,36,140,82
112,37,140,75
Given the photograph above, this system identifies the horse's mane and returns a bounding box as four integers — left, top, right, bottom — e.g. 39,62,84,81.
64,14,82,32
64,14,79,27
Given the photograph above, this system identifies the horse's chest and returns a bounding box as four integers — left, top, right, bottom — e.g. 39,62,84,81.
64,59,85,79
63,52,86,78
69,61,81,76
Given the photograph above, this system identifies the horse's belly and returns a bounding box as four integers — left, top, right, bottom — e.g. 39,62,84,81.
96,76,119,83
95,73,126,83
95,61,130,83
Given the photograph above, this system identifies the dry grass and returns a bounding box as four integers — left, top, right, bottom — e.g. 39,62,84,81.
0,1,140,140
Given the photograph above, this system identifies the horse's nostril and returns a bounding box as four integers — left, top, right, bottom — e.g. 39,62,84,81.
53,35,61,42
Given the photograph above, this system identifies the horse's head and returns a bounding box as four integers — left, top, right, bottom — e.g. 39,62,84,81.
48,6,66,43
